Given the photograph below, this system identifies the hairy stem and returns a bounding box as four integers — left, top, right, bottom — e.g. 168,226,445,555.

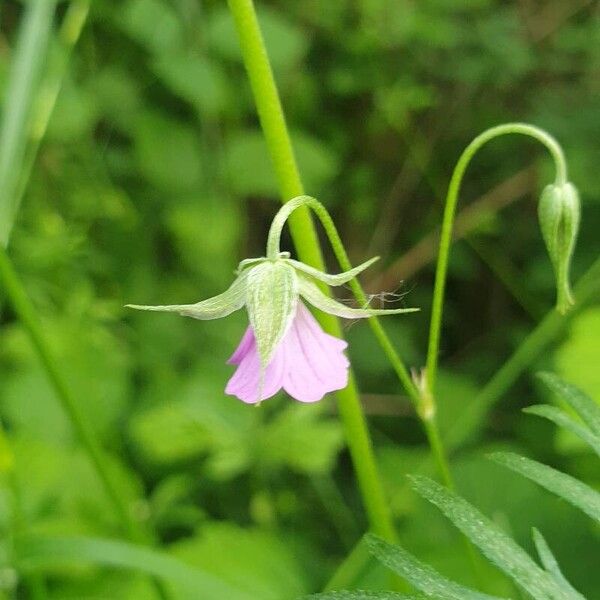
227,0,396,541
426,123,568,393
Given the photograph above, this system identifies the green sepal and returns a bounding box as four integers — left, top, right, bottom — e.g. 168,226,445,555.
245,261,298,367
538,182,580,313
126,270,248,320
298,275,419,319
285,256,379,287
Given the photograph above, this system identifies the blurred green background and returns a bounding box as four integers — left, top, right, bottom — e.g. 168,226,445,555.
0,0,599,598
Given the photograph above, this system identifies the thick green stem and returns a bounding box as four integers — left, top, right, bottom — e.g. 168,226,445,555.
426,123,569,393
227,0,396,541
0,247,144,543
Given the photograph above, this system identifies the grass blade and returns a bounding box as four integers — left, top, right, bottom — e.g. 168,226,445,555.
537,373,600,437
524,405,600,458
0,0,58,245
409,476,568,600
490,452,600,523
14,535,252,599
532,529,585,600
365,534,505,600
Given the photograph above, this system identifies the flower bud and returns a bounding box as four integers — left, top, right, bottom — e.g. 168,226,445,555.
538,182,580,314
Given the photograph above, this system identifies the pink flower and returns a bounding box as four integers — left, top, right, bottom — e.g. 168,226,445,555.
226,302,350,404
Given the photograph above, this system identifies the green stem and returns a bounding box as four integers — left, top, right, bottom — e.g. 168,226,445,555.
268,196,455,491
0,247,144,543
426,123,568,393
227,0,396,541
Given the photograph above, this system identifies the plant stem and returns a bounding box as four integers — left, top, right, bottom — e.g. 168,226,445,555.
0,247,144,543
426,123,568,393
268,196,455,491
227,0,396,541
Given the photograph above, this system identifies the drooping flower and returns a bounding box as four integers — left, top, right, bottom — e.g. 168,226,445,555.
127,252,418,404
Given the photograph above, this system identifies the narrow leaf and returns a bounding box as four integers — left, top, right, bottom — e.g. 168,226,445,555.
538,372,600,436
14,535,251,599
299,276,418,319
365,534,504,600
286,256,379,286
490,452,600,523
408,476,568,600
532,529,584,600
127,270,247,320
0,0,58,246
524,405,600,458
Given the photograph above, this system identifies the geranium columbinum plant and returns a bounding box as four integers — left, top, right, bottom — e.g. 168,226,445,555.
128,198,418,404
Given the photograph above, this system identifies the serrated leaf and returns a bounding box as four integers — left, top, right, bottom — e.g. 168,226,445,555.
490,452,600,524
408,476,567,600
532,529,584,600
524,405,600,458
365,534,504,600
14,535,249,598
538,372,600,437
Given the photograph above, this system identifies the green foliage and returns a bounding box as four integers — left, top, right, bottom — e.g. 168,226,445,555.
0,0,598,597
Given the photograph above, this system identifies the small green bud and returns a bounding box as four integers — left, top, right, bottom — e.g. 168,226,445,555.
538,182,580,314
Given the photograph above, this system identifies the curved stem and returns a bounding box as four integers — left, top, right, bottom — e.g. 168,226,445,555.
268,196,455,491
426,123,568,393
228,0,396,541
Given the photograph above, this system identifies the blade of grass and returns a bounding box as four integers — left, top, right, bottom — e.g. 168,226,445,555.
408,476,569,600
365,534,505,600
537,372,600,437
524,405,600,458
0,0,58,246
14,535,251,599
490,452,600,523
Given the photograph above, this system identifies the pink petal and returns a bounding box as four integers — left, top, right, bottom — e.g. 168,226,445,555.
282,303,349,403
225,303,349,404
225,329,286,404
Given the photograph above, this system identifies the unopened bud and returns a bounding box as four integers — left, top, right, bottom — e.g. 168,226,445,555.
538,182,580,314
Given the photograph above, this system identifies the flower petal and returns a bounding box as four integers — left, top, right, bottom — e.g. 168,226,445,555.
282,303,349,402
225,329,286,404
299,275,419,319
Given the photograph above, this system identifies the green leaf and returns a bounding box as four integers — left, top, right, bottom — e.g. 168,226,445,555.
13,535,249,598
532,529,584,600
365,534,504,600
490,452,600,524
408,476,566,600
167,523,308,599
538,372,600,437
524,405,600,458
